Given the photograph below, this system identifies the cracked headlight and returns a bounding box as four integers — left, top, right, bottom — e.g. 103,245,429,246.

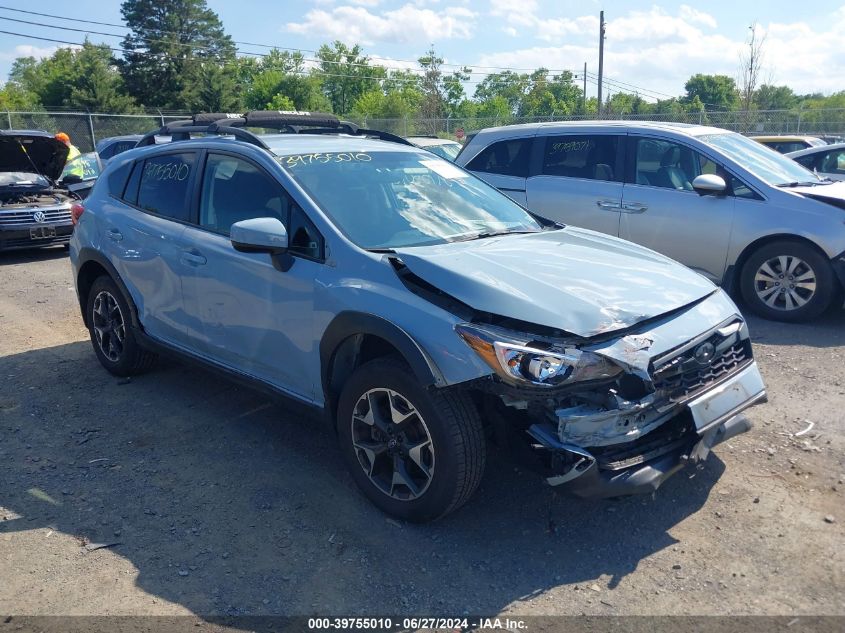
455,323,622,388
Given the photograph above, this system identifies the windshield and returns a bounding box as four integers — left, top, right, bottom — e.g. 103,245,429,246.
426,143,461,161
0,171,50,188
61,153,101,181
279,150,542,249
699,132,823,186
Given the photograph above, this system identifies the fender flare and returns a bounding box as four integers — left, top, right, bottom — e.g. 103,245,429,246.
320,311,443,407
76,248,141,329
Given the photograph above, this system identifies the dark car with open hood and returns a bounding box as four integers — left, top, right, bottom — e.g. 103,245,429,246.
0,129,91,252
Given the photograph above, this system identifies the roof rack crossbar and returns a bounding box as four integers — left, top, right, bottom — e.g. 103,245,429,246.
136,124,269,149
134,110,414,149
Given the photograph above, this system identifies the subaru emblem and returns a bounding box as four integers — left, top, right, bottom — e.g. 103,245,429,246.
693,342,715,364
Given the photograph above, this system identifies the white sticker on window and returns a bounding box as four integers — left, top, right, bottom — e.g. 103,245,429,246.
420,159,469,179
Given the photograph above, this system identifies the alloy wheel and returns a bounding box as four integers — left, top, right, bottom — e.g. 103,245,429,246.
350,388,435,501
753,255,817,312
92,290,126,362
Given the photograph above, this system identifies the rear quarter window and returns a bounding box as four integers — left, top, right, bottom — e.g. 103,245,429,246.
466,138,533,177
105,160,133,197
133,153,196,221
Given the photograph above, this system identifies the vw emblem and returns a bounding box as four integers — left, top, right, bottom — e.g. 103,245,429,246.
694,342,716,365
33,210,46,223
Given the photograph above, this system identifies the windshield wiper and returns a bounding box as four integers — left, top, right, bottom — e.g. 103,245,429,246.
776,180,829,188
451,229,539,243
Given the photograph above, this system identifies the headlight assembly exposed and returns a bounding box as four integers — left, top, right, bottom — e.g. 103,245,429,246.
455,323,622,388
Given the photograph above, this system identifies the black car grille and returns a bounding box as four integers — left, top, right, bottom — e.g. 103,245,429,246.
0,206,72,226
651,329,752,403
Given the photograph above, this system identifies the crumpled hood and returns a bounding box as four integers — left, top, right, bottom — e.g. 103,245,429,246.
393,227,717,338
787,181,845,209
0,131,69,182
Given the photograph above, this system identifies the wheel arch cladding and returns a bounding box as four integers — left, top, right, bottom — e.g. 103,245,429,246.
729,233,837,291
76,249,140,329
320,312,443,417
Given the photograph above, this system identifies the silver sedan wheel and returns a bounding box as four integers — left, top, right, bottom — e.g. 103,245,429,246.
754,255,817,311
350,388,435,501
92,290,126,362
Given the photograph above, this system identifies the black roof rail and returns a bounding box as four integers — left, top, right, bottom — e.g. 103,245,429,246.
137,124,269,149
136,110,413,149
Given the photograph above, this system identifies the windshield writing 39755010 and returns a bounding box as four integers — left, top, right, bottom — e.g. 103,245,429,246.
143,161,190,181
283,153,372,167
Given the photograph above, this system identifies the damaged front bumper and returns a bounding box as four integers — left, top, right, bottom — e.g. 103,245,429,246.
526,358,767,497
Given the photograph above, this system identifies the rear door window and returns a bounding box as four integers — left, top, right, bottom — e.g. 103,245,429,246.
135,153,196,222
466,138,533,177
541,135,620,181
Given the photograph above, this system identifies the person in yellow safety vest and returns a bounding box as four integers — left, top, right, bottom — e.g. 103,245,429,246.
55,132,84,178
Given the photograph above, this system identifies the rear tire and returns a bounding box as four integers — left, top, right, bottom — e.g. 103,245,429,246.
740,240,835,322
86,276,157,376
336,357,486,522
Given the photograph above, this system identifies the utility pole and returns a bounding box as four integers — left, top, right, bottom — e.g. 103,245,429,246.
597,11,606,117
583,62,587,114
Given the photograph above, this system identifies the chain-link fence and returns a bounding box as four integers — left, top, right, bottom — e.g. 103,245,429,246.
353,109,845,139
4,111,190,153
5,108,845,151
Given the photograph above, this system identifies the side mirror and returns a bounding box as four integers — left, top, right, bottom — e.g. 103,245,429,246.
230,217,288,254
692,174,727,196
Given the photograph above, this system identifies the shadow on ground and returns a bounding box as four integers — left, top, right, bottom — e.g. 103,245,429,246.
744,305,845,349
1,341,725,620
0,246,68,266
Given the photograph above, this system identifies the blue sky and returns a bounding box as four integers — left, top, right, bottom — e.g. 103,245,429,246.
1,1,843,102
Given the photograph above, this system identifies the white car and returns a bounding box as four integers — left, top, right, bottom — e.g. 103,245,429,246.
406,136,462,161
787,143,845,181
455,121,845,322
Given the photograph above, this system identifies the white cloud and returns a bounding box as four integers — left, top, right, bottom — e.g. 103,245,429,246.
0,44,78,62
679,5,717,29
489,0,596,41
286,3,476,45
475,5,845,98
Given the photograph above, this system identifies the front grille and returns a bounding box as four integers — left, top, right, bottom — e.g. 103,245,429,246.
651,329,752,402
0,205,72,226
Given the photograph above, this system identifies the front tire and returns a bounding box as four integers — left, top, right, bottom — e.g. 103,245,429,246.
86,276,157,376
740,240,835,322
336,357,486,522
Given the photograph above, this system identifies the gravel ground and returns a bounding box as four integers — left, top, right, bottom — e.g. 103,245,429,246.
1,247,843,621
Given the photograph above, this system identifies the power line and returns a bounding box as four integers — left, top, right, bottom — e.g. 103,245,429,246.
0,28,575,92
0,6,685,103
0,4,583,76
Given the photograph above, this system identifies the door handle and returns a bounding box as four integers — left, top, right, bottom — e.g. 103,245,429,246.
622,202,648,213
180,250,207,266
596,200,621,210
107,228,123,242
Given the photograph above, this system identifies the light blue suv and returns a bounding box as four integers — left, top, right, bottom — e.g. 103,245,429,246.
70,112,767,522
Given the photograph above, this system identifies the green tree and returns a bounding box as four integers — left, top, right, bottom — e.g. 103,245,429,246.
8,42,136,112
754,84,798,111
316,41,383,115
0,83,40,110
120,0,235,109
474,71,529,114
183,62,240,112
683,74,740,111
241,50,330,112
70,43,137,112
